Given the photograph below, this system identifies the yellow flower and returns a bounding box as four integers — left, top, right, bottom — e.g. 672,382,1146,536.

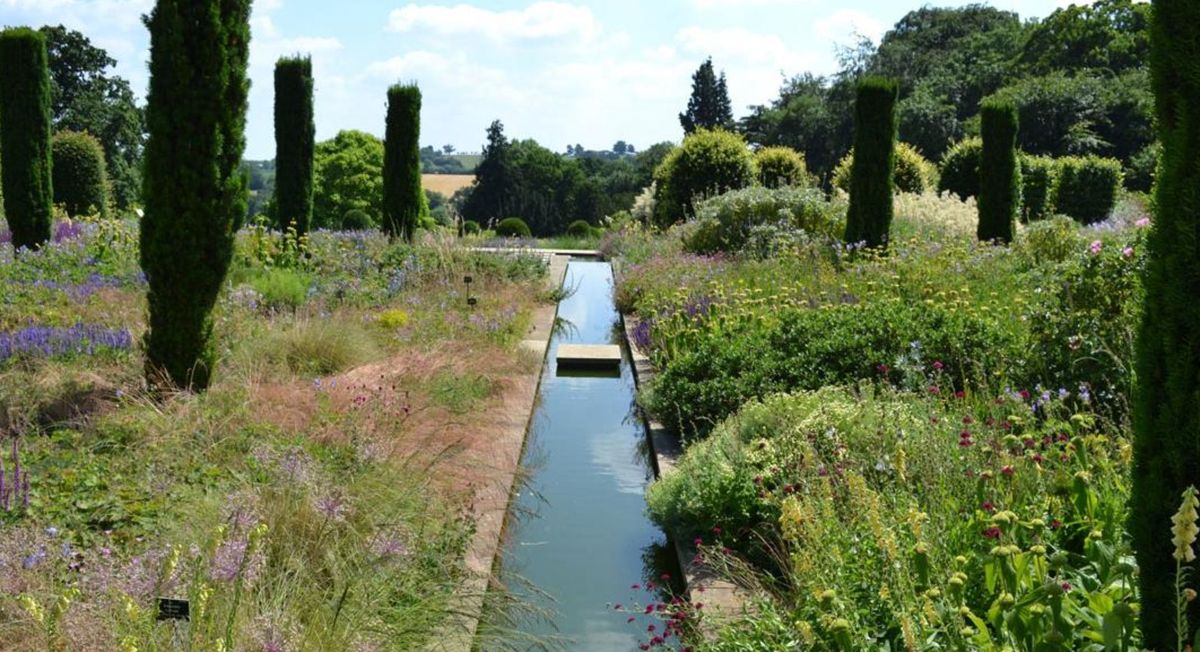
1173,486,1200,562
19,595,44,624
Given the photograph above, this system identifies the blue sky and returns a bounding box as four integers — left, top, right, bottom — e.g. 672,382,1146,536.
1,0,1086,159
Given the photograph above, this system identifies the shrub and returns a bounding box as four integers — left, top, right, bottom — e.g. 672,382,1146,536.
141,0,251,391
273,56,315,236
376,308,410,329
681,186,842,255
461,220,481,235
646,300,1022,438
754,146,811,188
1020,155,1059,222
937,137,981,201
1055,156,1123,224
0,28,54,249
1019,215,1078,265
495,217,531,238
249,268,310,311
652,129,755,227
566,219,592,238
383,84,423,242
1133,4,1200,641
977,99,1019,243
844,77,900,249
1126,141,1160,193
341,209,373,231
51,131,109,218
834,142,936,196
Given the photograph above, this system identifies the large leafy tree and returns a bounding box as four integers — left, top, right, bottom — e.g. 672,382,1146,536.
1132,0,1200,643
313,130,384,229
140,0,250,391
1019,0,1151,76
40,25,145,209
739,74,850,184
680,57,734,135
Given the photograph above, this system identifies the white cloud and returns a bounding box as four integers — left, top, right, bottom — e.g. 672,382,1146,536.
387,2,599,44
690,0,804,8
814,9,886,44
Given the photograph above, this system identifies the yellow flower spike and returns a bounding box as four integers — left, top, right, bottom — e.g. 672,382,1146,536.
19,595,45,624
120,636,139,652
1173,486,1200,562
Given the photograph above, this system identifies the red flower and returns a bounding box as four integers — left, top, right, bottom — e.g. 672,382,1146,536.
983,527,1002,539
932,360,944,370
982,501,995,513
1001,466,1014,477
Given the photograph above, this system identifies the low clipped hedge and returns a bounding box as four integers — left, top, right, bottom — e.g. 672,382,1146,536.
495,217,531,238
1054,156,1123,224
833,142,937,195
645,300,1023,439
1020,155,1059,223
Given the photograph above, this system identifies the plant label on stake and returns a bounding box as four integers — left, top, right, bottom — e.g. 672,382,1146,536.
157,597,189,621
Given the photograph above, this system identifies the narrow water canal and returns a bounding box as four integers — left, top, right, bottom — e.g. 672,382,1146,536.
501,260,675,650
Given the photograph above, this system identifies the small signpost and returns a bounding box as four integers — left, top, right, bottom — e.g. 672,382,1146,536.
157,598,189,650
465,275,477,308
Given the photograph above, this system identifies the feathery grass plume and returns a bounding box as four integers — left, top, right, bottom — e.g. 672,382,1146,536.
1132,1,1200,644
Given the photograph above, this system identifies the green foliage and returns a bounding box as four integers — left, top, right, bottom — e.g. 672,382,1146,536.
646,299,1020,438
938,137,982,200
897,87,964,161
1126,141,1160,193
461,219,480,235
340,209,372,231
1055,155,1123,224
753,146,811,188
314,130,384,229
383,84,423,242
495,217,531,238
977,99,1019,243
41,26,145,209
1133,2,1200,642
681,186,843,255
833,141,937,195
272,56,314,236
249,268,311,312
140,0,250,390
652,129,756,227
1018,214,1079,265
0,28,54,249
680,57,733,134
51,130,108,218
566,219,592,238
738,73,850,185
844,77,900,249
1019,155,1059,223
1018,0,1151,76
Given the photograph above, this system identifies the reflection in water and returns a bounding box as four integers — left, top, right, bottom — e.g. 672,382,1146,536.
495,261,680,651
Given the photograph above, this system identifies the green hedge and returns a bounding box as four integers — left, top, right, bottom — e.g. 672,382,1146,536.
495,217,531,238
273,56,315,236
383,83,423,242
977,99,1019,243
1055,156,1123,224
843,77,900,249
566,219,592,238
1020,155,1059,223
51,130,108,218
646,300,1022,439
461,219,481,235
652,129,755,227
754,146,811,189
938,137,981,201
833,142,936,196
140,0,251,390
0,28,54,249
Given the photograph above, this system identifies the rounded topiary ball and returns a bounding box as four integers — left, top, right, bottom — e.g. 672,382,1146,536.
652,129,756,227
754,146,812,189
51,131,109,218
341,208,374,231
566,219,592,238
495,217,531,238
833,142,937,195
462,220,481,235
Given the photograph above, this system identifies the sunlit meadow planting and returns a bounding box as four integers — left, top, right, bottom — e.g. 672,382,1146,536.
0,216,547,649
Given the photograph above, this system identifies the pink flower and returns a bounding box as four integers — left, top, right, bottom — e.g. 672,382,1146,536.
1089,240,1103,255
932,360,944,371
1123,246,1134,258
1135,217,1151,228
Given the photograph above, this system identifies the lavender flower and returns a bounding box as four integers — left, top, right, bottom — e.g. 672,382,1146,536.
0,323,133,365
